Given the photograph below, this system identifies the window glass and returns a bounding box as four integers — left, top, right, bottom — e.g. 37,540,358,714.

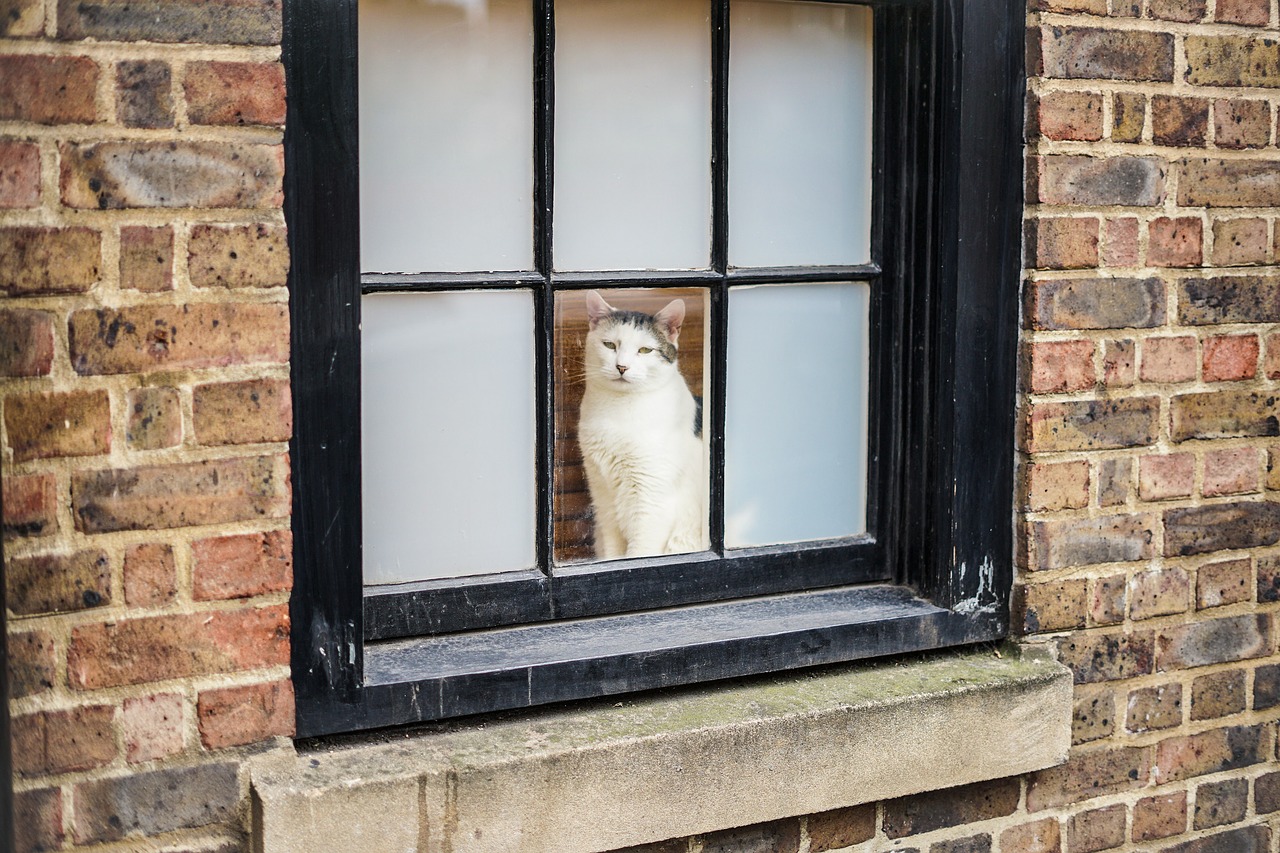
359,0,534,273
553,288,710,562
554,0,712,271
362,291,536,582
725,282,870,547
729,0,873,267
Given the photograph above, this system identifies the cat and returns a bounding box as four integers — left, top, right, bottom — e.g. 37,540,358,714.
576,290,707,560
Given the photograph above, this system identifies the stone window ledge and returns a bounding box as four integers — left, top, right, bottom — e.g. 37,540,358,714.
251,646,1071,853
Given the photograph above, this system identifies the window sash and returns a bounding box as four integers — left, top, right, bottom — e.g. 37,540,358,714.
284,0,1022,738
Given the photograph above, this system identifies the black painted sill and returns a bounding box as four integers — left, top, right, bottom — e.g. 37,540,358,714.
302,583,1003,735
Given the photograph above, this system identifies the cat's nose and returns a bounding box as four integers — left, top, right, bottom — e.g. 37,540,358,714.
616,364,629,375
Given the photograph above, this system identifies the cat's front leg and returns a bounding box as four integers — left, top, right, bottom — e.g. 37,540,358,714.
593,512,626,560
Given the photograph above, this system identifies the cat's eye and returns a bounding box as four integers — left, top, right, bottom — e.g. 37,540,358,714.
638,346,653,354
603,341,617,350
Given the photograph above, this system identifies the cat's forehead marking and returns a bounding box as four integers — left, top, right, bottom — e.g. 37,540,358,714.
596,308,678,363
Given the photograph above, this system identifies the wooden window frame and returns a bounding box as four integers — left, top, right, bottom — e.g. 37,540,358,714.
284,0,1023,738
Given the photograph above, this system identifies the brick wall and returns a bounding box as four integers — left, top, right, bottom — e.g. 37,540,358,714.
1,1,293,851
8,0,1280,851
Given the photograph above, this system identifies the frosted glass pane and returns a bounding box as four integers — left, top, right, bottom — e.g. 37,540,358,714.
729,1,873,267
359,0,533,273
362,291,535,583
555,0,711,270
726,282,869,547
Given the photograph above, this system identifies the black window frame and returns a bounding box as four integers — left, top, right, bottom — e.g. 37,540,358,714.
285,0,1023,738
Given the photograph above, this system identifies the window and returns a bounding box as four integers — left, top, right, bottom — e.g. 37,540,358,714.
284,0,1022,737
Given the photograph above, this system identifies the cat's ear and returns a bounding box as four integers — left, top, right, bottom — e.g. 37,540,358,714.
585,290,615,329
653,299,686,344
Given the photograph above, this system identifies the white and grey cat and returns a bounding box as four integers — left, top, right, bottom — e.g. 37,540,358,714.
577,291,707,559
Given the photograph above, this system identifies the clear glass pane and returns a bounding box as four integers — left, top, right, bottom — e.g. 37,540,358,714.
359,0,533,273
553,288,710,562
726,282,869,547
554,0,711,271
362,291,535,583
729,1,873,267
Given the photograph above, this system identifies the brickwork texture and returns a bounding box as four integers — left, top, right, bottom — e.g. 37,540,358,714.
1,1,293,851
8,0,1280,850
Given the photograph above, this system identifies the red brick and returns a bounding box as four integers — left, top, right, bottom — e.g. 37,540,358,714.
68,604,289,690
1027,398,1160,452
0,54,98,124
1026,745,1151,811
5,389,111,463
0,140,40,208
1028,340,1095,393
192,530,292,601
197,678,294,749
1268,447,1280,490
1133,792,1187,841
1257,770,1280,813
70,303,289,376
60,141,283,209
1129,567,1189,619
7,549,110,617
883,778,1020,838
1139,453,1194,500
0,308,54,378
1203,334,1258,382
2,471,57,539
1216,0,1269,22
1267,332,1280,378
1214,98,1270,149
188,223,290,289
72,455,291,533
122,693,185,763
1154,724,1269,783
1193,778,1248,829
1038,155,1166,206
1026,460,1090,511
0,226,101,296
57,0,283,45
1148,0,1205,20
124,542,176,607
1033,513,1157,570
1065,804,1124,853
1030,0,1107,12
1090,574,1127,625
14,787,63,853
1140,336,1196,382
193,378,292,446
71,761,240,845
1152,96,1209,147
125,386,182,450
119,225,174,292
1102,339,1135,387
185,61,285,126
1211,217,1268,266
1187,36,1280,87
8,630,57,699
12,705,117,777
1102,217,1139,266
1127,682,1183,732
1196,558,1252,609
1148,217,1203,267
1203,447,1261,496
1031,91,1103,142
